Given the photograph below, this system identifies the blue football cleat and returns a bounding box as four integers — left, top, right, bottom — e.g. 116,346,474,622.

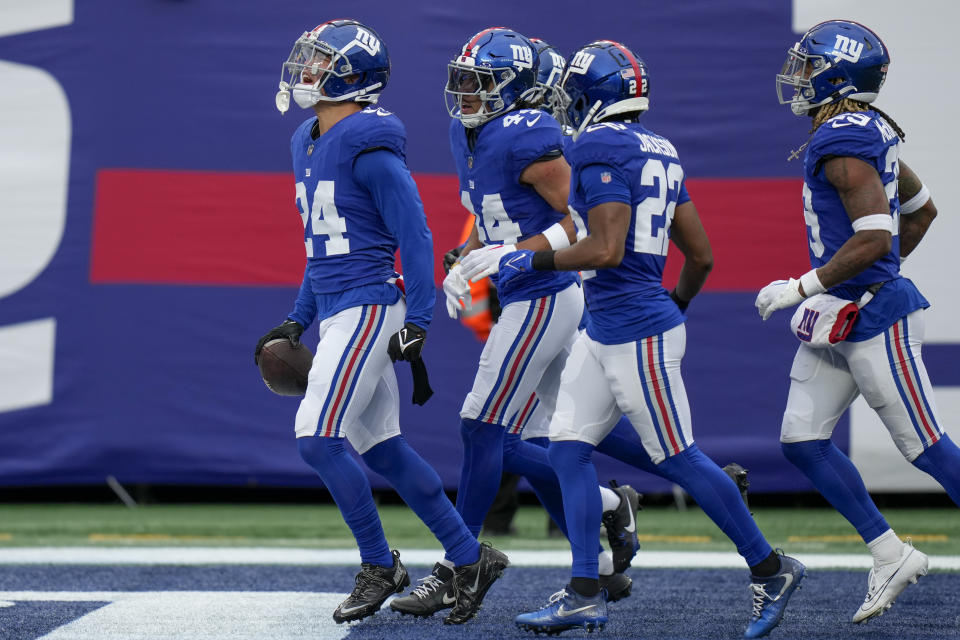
744,552,805,638
516,586,608,635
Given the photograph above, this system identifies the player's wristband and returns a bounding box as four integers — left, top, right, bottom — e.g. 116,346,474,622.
900,184,930,214
799,269,825,297
532,250,557,271
542,222,571,250
851,213,894,233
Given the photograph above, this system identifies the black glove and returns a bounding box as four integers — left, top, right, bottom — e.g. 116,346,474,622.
254,320,304,365
442,247,462,274
387,322,426,362
669,289,690,312
410,358,434,405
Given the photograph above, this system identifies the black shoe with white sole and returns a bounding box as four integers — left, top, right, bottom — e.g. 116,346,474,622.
600,572,633,602
443,543,510,625
603,483,641,574
333,550,410,624
390,562,456,617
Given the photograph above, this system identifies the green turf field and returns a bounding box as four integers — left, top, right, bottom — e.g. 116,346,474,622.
0,504,957,556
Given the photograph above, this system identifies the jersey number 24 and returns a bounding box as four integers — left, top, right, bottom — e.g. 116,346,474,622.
296,180,350,257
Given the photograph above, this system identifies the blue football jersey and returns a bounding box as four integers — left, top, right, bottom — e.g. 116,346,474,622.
449,109,577,307
802,110,927,340
567,121,689,345
288,106,431,325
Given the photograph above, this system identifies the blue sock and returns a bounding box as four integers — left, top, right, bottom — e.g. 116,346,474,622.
548,440,601,579
782,440,889,542
455,418,505,539
361,435,479,567
911,434,960,507
656,445,772,566
595,417,661,474
503,433,569,539
297,436,393,567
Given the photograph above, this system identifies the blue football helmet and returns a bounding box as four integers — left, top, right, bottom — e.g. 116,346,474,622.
560,40,649,137
445,27,541,128
530,38,567,122
276,19,390,113
777,20,889,116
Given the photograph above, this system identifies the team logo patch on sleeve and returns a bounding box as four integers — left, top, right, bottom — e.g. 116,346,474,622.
600,171,612,184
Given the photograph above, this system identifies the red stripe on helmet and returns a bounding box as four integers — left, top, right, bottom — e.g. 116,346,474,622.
310,20,335,35
601,39,643,97
464,26,508,55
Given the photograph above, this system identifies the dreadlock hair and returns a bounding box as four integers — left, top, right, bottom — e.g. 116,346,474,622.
811,98,906,141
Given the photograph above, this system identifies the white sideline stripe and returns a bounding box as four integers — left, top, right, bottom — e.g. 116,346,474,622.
0,547,959,570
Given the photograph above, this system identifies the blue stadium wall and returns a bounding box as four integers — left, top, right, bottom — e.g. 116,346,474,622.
0,0,956,495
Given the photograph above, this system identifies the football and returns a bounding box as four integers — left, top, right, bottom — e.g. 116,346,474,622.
257,338,313,396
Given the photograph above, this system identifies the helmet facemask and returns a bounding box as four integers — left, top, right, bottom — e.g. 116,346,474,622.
776,46,835,115
445,63,540,128
446,64,509,128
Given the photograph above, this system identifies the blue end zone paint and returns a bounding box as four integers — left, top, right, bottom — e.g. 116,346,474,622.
0,601,109,640
2,565,958,639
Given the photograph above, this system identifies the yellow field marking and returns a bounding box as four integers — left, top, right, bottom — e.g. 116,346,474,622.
89,534,247,542
636,534,712,543
788,534,948,543
0,534,12,541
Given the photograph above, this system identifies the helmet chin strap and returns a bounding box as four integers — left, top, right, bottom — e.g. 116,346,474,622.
573,100,603,140
573,97,649,140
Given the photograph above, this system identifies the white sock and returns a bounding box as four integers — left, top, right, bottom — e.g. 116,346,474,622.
867,529,904,566
439,558,455,570
598,550,614,576
600,486,620,512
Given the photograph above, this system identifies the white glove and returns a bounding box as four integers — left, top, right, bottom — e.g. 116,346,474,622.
460,244,516,282
442,264,472,319
755,279,804,321
755,269,826,321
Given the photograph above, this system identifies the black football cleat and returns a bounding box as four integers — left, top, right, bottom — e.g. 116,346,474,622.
332,550,410,624
602,483,641,573
390,562,456,617
600,572,633,602
443,543,510,624
723,462,751,514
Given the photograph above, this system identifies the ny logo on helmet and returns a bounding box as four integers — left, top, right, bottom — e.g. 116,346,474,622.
509,44,533,69
830,34,863,63
568,51,595,75
348,27,380,56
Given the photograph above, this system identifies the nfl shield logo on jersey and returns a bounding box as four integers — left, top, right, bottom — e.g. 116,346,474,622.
600,171,611,184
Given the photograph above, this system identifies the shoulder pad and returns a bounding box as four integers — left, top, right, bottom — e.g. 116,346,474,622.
346,107,407,159
568,123,638,171
809,111,886,164
499,109,560,133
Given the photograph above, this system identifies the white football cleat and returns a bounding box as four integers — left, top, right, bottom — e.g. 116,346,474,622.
852,540,929,623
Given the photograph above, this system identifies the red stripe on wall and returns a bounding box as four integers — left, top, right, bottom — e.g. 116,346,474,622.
90,169,809,290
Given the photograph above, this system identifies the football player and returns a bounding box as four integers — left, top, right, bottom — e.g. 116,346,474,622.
254,20,507,626
761,19,960,623
504,40,805,638
392,28,638,618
